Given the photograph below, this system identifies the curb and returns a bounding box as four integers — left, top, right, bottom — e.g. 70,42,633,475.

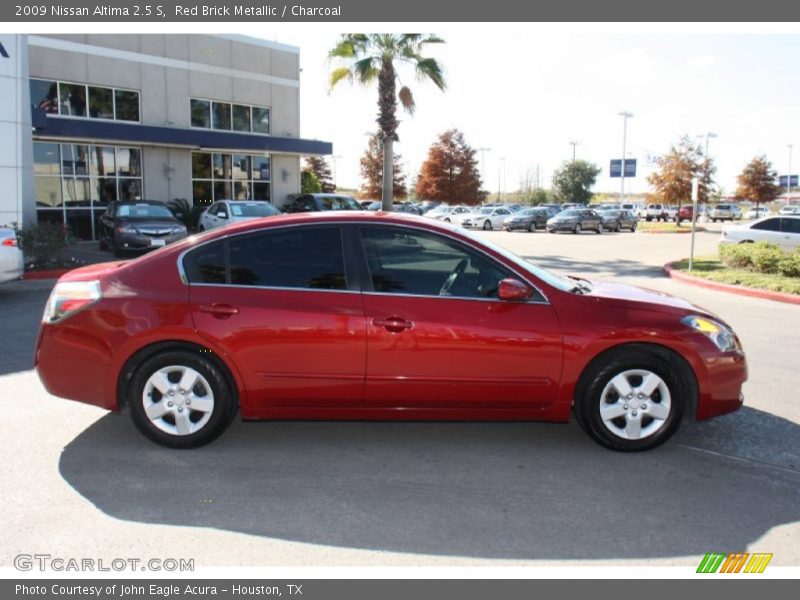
638,227,707,235
663,262,800,306
23,268,72,280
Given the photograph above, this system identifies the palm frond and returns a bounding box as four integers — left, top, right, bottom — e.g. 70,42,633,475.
329,67,353,90
353,56,380,84
415,58,446,90
398,86,415,115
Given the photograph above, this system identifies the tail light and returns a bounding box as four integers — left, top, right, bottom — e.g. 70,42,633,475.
1,237,17,247
42,281,102,323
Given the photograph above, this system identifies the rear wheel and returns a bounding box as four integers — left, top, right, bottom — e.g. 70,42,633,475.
112,236,124,258
574,348,686,451
631,222,637,232
483,220,492,230
573,223,582,234
527,222,535,232
129,351,238,448
596,223,603,234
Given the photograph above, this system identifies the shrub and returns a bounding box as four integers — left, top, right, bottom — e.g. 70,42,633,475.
167,198,204,233
14,222,76,270
719,241,800,277
778,250,800,277
749,242,784,274
719,243,754,269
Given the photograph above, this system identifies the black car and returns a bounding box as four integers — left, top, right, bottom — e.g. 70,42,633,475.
503,207,556,232
283,193,362,213
98,200,188,257
597,209,638,232
546,208,604,234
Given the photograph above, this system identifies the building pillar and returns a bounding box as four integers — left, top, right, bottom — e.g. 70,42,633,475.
0,34,36,229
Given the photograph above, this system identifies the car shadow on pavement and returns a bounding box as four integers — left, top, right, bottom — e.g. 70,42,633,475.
0,280,53,377
59,408,800,561
521,254,666,279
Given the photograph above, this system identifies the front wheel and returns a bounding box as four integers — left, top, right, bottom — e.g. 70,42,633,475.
129,350,238,448
574,349,686,451
527,222,535,232
631,222,637,232
573,223,582,234
483,220,492,230
596,223,603,234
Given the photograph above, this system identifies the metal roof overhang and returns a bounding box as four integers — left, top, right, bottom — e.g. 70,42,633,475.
32,112,332,156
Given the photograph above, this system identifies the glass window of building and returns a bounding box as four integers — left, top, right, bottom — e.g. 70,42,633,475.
192,151,271,207
58,83,87,117
252,107,270,134
29,79,59,114
88,86,114,119
191,99,211,128
232,104,251,132
114,90,140,122
212,101,232,130
34,142,143,241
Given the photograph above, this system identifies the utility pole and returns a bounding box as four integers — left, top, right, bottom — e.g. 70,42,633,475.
569,140,580,162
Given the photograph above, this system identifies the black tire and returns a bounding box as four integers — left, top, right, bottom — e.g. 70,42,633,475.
129,350,238,448
198,225,206,232
646,216,652,222
631,222,637,232
98,235,109,251
573,223,582,234
527,222,535,232
483,220,492,230
596,223,603,234
574,347,688,452
112,236,124,258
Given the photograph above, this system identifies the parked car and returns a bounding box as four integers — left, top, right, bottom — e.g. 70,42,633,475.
546,208,604,234
644,203,668,222
198,200,281,232
457,206,515,230
778,205,800,216
708,204,742,222
744,206,770,220
561,203,583,212
367,202,421,215
503,207,556,232
622,202,643,218
422,204,472,222
597,209,637,232
675,205,697,225
36,212,747,452
720,215,800,251
539,203,563,213
0,227,24,284
283,193,363,213
97,200,188,258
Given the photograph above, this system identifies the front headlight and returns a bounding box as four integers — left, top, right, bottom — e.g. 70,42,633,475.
173,225,187,234
682,315,739,352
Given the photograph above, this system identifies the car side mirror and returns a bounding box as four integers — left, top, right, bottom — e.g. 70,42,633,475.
218,212,228,219
498,278,532,301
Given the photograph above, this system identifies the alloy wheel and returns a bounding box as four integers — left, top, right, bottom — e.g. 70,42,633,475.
598,369,671,440
142,365,215,436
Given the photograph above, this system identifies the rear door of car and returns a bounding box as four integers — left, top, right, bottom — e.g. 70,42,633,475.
747,217,783,244
184,224,367,409
356,224,563,410
779,218,800,250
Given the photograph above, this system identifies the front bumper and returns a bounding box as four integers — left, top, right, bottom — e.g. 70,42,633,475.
117,231,187,251
504,221,529,230
546,222,577,231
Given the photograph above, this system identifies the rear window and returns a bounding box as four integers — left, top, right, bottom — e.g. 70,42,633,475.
716,205,731,210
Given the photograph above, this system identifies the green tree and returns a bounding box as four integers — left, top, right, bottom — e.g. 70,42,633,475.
552,160,601,204
304,156,335,193
735,156,781,209
300,170,322,194
329,34,446,210
648,135,716,205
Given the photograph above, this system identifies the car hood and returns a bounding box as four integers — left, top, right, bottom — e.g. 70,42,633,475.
116,217,181,229
584,278,714,317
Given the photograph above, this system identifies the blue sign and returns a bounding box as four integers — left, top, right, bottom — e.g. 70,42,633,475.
779,175,799,187
610,159,637,178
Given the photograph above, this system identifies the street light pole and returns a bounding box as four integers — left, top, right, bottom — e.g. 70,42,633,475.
569,140,580,162
477,147,491,192
331,154,342,190
789,144,794,196
618,111,633,204
498,156,506,202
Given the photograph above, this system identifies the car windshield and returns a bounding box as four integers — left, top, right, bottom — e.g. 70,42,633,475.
116,204,174,219
561,209,581,217
458,227,576,293
229,203,280,217
320,196,361,210
602,210,621,216
518,209,537,216
477,208,493,215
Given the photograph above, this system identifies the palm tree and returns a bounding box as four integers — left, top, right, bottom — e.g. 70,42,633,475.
329,34,446,211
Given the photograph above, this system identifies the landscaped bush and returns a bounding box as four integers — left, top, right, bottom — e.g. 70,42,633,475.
14,222,76,271
167,198,204,233
719,241,798,277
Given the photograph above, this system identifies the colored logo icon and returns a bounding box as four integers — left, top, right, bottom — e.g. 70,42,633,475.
697,552,773,573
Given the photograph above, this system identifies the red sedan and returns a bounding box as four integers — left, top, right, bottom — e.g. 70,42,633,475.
36,212,746,451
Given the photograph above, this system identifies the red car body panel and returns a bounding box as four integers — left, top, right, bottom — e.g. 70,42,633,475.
35,212,746,425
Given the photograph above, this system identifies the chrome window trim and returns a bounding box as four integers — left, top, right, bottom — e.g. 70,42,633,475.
176,220,551,303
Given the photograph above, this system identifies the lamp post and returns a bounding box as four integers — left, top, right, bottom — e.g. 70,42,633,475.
331,154,342,190
498,156,506,202
477,147,491,195
618,111,633,204
569,140,580,162
789,144,794,196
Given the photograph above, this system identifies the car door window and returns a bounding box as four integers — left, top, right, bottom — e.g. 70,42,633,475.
229,226,346,289
781,218,800,234
360,226,512,299
207,203,219,217
183,240,226,284
752,218,781,232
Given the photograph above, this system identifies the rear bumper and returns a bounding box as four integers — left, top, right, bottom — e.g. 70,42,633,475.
0,249,24,283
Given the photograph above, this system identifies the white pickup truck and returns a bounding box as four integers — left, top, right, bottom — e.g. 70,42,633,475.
644,203,668,222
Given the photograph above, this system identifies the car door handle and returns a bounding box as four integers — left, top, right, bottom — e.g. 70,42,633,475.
372,317,414,333
199,303,239,319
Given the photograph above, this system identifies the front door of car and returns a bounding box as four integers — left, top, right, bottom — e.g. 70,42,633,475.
357,225,563,410
185,225,366,409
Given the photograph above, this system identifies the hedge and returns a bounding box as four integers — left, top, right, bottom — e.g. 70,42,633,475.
719,241,800,278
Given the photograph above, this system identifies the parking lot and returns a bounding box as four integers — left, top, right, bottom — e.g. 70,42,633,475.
1,228,799,568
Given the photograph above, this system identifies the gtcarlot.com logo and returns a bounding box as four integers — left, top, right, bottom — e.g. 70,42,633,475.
14,554,194,572
696,552,773,574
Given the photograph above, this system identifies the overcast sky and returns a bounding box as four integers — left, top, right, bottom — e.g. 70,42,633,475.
269,26,800,196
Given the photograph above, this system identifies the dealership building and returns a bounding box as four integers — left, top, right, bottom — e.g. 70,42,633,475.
0,33,332,240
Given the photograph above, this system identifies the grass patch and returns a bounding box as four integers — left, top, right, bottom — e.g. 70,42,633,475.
637,221,705,233
672,256,800,295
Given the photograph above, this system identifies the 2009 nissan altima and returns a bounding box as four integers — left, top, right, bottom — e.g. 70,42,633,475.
35,212,746,451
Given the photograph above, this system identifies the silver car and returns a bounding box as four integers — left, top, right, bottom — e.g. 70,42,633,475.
199,200,281,232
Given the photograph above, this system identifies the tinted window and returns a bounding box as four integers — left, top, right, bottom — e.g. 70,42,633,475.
229,227,346,289
781,218,800,234
114,90,140,122
360,227,510,299
184,241,226,284
751,218,781,232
